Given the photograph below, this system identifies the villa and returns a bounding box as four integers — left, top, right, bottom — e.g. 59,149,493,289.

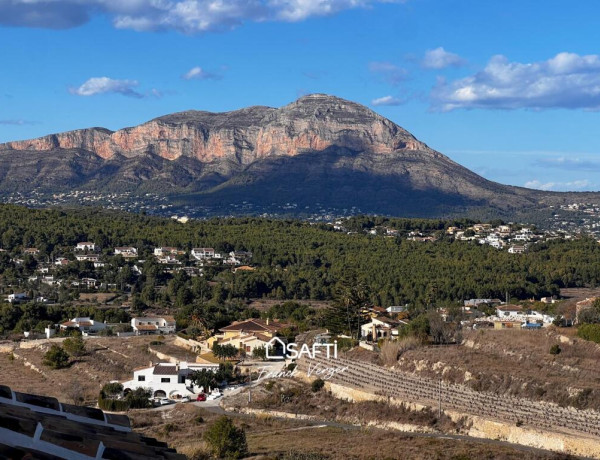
121,362,220,399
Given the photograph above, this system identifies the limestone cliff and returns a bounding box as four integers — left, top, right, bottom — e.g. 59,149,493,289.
2,94,430,162
0,94,592,217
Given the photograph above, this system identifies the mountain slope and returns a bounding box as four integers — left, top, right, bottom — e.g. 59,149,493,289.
0,94,594,217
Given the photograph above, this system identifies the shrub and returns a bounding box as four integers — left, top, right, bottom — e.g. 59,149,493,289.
311,378,325,392
287,363,297,372
98,394,130,411
163,423,177,435
150,340,164,346
194,415,205,424
204,416,248,459
102,382,124,396
42,344,70,369
252,345,267,361
549,344,561,355
577,323,600,343
63,336,86,357
126,387,152,409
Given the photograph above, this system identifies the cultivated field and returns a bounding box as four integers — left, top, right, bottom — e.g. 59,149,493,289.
389,327,600,409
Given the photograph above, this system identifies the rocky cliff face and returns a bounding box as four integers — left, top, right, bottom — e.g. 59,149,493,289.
0,94,589,217
2,94,430,163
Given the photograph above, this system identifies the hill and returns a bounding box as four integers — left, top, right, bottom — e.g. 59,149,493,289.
1,94,597,217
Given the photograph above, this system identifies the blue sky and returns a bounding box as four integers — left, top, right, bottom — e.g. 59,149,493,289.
1,0,600,191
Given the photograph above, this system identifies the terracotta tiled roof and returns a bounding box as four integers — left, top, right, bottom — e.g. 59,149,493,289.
153,365,178,375
219,318,283,333
135,325,158,331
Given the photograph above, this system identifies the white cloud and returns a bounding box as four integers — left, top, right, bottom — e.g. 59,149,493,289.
371,95,404,106
422,47,465,69
182,66,222,80
0,119,38,125
0,0,400,34
535,156,600,171
368,61,408,85
69,77,143,98
432,52,600,111
524,179,592,191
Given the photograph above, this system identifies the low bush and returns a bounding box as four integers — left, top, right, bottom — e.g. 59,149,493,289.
577,323,600,343
311,379,325,392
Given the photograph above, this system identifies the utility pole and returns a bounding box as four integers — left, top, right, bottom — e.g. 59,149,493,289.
438,379,442,419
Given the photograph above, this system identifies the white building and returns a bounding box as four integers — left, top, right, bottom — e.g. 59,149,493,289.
360,317,403,341
496,305,524,318
75,254,100,262
191,248,215,260
508,245,526,254
121,362,220,399
131,316,176,335
115,247,138,258
60,317,107,335
7,293,28,303
76,242,96,252
153,247,180,257
386,305,407,314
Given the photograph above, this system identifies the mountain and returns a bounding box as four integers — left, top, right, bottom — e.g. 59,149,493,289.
0,94,595,217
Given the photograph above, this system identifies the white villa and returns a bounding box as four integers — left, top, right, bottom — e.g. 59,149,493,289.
496,305,524,318
60,317,107,335
7,293,28,303
131,316,176,335
191,248,217,260
153,247,181,257
115,247,138,258
360,317,403,341
75,254,100,262
122,362,220,399
76,242,96,252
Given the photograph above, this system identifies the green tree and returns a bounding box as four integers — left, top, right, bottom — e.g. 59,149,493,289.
252,345,267,360
62,336,86,357
204,416,248,459
42,344,70,369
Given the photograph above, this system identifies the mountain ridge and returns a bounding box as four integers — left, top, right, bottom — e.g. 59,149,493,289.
0,94,596,217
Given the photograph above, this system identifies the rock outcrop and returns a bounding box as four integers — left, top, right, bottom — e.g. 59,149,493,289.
0,94,595,217
2,94,429,162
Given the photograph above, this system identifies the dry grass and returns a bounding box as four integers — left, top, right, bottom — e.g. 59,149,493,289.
127,398,571,460
227,379,459,433
1,336,160,404
380,337,421,366
393,327,600,409
247,426,574,460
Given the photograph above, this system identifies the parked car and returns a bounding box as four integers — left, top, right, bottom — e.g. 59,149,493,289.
207,391,222,401
159,398,172,405
196,393,207,402
180,396,191,403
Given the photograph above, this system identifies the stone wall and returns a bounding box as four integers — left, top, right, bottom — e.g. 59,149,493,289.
297,355,600,438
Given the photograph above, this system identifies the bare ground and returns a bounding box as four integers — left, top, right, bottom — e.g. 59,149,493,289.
388,328,600,410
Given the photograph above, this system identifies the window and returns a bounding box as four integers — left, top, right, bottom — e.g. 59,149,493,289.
138,375,145,382
161,378,170,383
